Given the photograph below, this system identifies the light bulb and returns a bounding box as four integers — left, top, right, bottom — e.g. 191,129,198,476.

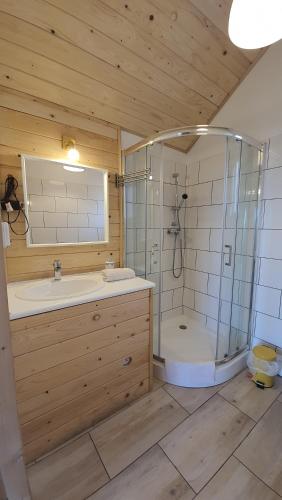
67,147,80,161
229,0,282,49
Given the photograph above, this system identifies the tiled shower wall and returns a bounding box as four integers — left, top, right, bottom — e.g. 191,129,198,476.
158,150,186,321
183,150,225,333
125,143,187,322
183,141,264,359
184,136,282,354
253,133,282,350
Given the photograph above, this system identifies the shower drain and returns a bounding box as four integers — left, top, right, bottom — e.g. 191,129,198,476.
179,324,188,330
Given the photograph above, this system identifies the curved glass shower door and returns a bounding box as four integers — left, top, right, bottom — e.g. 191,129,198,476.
124,129,263,369
217,137,262,361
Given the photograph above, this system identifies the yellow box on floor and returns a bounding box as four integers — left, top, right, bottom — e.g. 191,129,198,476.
252,345,277,388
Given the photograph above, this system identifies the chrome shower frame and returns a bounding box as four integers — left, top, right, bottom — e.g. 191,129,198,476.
123,125,263,156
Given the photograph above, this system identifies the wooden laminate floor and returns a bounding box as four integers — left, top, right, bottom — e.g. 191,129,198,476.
28,370,282,500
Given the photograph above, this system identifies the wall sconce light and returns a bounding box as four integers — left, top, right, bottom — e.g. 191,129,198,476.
62,136,80,162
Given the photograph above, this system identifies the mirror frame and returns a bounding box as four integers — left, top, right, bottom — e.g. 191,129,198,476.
21,154,109,247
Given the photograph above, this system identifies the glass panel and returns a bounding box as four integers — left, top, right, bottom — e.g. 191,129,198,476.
146,144,163,357
217,137,261,360
124,149,147,277
229,142,261,356
216,137,241,360
124,145,163,357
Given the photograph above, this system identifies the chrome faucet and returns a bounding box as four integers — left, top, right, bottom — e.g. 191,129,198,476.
53,259,62,280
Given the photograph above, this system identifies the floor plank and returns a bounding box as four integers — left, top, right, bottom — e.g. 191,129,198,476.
196,456,280,500
152,377,165,392
164,383,224,413
90,388,188,478
219,370,282,420
235,401,282,496
159,394,254,493
28,434,108,500
88,445,195,500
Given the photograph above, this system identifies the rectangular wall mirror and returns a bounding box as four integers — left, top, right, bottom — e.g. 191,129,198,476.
22,155,109,247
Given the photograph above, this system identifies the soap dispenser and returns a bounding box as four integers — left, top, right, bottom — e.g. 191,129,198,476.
105,258,115,269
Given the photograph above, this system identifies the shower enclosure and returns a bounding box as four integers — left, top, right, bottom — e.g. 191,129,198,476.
122,127,264,387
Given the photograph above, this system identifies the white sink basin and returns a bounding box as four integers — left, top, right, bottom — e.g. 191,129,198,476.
15,275,105,301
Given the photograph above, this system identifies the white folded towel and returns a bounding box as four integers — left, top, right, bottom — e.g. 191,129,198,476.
102,267,136,282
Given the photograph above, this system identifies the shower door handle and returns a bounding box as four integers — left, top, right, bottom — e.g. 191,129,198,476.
224,245,232,266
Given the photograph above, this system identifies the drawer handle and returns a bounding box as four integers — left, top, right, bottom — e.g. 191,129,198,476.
122,356,132,366
93,314,101,321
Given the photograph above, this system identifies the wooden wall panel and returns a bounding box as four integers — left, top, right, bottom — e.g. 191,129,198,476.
0,90,121,282
0,0,265,152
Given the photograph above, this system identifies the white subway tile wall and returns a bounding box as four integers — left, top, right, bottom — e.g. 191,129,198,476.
26,160,106,245
31,228,57,245
184,143,276,356
44,212,67,228
55,197,77,213
253,133,282,349
183,145,258,357
30,194,55,212
125,144,187,317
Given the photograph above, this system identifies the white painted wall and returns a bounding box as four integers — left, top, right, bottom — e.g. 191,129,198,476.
190,39,282,157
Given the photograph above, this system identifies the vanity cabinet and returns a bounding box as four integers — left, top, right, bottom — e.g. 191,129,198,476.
10,289,153,463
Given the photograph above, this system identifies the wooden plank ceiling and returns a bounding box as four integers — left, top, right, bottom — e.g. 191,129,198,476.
0,0,265,152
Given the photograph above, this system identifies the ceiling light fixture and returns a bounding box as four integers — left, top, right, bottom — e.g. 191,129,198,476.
228,0,282,49
63,165,85,173
62,136,80,162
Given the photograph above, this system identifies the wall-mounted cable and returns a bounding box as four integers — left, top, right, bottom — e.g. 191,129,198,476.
0,175,29,235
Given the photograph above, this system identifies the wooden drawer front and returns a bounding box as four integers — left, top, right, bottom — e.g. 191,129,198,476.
16,329,149,402
12,293,149,356
11,289,149,334
18,344,148,424
24,379,149,465
14,313,150,381
21,362,148,446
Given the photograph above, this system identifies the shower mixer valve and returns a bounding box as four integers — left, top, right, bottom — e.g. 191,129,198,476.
167,192,188,234
167,224,181,234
